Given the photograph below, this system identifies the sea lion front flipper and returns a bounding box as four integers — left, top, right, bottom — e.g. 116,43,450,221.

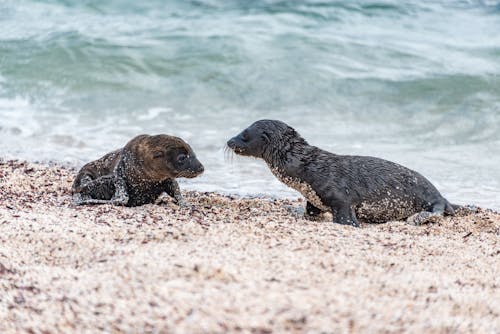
332,204,359,227
108,164,129,206
110,176,129,206
163,179,186,206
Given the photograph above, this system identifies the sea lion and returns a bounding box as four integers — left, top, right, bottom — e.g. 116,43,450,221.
227,120,455,227
72,134,204,207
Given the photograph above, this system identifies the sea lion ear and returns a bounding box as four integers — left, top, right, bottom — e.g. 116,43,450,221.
262,132,271,143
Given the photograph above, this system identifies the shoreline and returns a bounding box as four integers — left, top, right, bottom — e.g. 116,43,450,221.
1,159,499,333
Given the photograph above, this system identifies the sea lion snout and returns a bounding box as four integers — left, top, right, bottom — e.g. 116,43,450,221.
175,154,204,178
227,136,247,155
185,156,204,177
193,159,204,174
227,123,273,158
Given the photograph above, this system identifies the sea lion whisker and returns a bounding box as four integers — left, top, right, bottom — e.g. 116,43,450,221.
223,144,235,163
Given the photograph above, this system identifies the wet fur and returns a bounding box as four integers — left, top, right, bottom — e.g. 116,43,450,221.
72,134,204,207
227,120,454,227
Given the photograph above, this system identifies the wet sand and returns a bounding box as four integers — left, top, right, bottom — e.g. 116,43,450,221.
0,160,499,333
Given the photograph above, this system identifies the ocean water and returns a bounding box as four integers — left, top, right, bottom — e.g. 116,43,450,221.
1,0,499,209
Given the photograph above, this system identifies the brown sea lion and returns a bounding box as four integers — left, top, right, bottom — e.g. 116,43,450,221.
227,120,455,227
72,134,204,207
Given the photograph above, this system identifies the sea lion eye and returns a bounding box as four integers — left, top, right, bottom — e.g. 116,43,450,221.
177,154,187,162
153,151,164,159
241,131,249,142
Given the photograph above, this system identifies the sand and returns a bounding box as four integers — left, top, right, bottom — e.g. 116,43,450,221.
0,160,499,333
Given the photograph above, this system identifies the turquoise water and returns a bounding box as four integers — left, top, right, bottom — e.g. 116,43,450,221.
1,1,499,208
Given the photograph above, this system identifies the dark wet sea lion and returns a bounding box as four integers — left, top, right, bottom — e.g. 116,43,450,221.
72,134,204,207
227,120,454,227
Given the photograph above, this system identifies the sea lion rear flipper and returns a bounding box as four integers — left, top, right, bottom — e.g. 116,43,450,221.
72,174,129,206
444,201,455,215
306,201,322,216
73,175,116,203
432,199,455,216
406,211,441,225
73,194,118,205
406,199,452,224
304,201,324,221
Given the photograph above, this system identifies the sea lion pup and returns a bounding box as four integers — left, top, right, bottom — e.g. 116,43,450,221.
72,134,204,207
227,120,455,227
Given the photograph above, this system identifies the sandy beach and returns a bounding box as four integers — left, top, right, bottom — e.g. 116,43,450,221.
0,159,498,333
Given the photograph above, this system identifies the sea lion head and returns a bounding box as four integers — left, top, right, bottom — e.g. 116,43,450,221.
126,134,204,180
227,119,303,159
